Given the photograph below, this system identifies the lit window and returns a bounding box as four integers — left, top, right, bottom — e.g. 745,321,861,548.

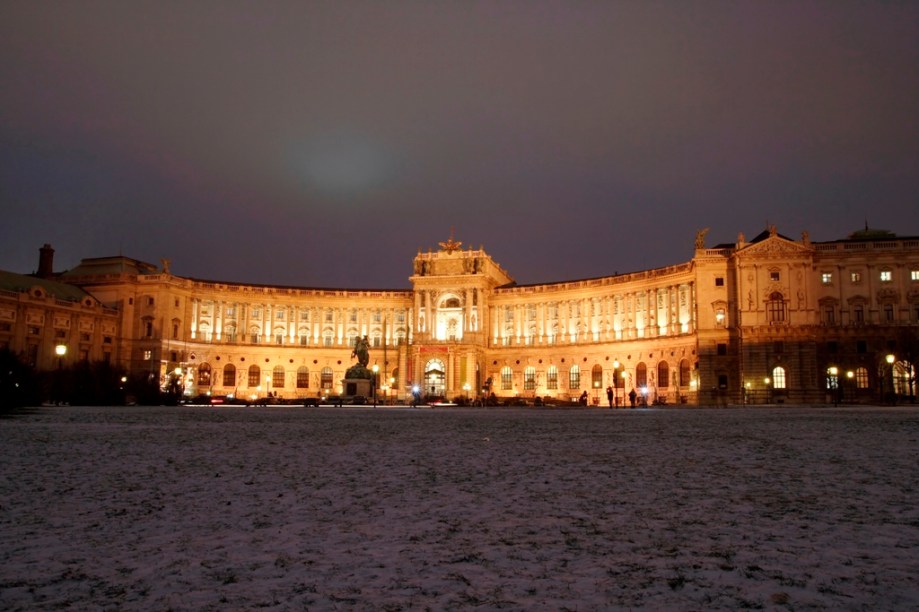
568,365,581,390
880,270,892,282
715,309,725,326
912,270,919,281
321,367,333,388
850,271,861,283
547,366,558,390
524,367,536,390
770,271,780,281
501,366,513,391
297,367,309,388
772,366,786,389
821,273,832,284
143,350,152,360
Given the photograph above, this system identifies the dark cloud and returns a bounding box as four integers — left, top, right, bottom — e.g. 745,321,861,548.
2,1,917,287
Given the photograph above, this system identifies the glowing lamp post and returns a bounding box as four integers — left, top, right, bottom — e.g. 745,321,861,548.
828,366,839,407
371,364,379,408
54,344,67,405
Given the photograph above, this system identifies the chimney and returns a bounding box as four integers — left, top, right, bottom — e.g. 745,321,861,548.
38,243,55,279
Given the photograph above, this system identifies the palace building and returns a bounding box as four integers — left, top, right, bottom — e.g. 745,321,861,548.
2,226,918,405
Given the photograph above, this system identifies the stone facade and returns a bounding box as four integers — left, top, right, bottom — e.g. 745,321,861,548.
6,227,916,404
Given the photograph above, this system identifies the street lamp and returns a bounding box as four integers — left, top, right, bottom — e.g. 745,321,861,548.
885,354,896,404
371,364,379,407
828,366,839,407
54,344,67,405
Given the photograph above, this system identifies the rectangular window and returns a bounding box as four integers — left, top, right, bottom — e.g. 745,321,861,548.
715,277,724,287
276,310,285,320
251,308,261,318
248,368,259,387
0,322,11,332
297,370,308,388
880,270,892,282
823,307,835,324
884,304,894,322
501,369,513,391
524,369,535,390
28,326,40,335
717,343,727,355
80,333,90,341
275,334,284,345
911,270,919,281
547,368,558,390
850,271,862,283
143,350,152,360
854,306,864,323
300,335,309,346
174,298,179,308
770,271,780,281
821,273,832,284
223,367,235,387
148,297,154,306
226,307,235,317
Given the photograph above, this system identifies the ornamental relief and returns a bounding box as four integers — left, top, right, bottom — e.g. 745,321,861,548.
0,308,15,321
738,238,812,259
876,288,900,302
26,311,44,325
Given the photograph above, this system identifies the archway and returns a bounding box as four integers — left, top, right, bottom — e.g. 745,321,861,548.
424,359,446,398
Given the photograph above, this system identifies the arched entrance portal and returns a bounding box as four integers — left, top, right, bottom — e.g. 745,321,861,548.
424,359,446,398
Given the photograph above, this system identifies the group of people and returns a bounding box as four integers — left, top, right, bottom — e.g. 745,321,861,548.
580,387,641,408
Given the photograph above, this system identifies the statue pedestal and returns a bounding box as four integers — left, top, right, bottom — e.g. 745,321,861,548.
343,378,373,400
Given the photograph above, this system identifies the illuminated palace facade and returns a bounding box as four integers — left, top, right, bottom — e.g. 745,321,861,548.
8,226,918,405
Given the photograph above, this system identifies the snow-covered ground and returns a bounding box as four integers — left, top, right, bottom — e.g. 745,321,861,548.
1,404,917,610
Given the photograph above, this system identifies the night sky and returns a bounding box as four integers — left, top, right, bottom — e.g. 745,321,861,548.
2,1,917,289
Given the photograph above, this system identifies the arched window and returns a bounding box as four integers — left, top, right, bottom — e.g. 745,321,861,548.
636,363,648,388
591,364,603,389
197,363,211,386
767,292,786,324
222,364,236,387
547,365,558,390
679,359,691,387
272,365,285,389
772,366,786,389
501,366,513,391
248,365,261,388
297,366,309,389
658,361,670,388
568,365,580,390
524,366,536,390
321,367,333,389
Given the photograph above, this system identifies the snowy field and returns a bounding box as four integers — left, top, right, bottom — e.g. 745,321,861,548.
1,404,917,611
